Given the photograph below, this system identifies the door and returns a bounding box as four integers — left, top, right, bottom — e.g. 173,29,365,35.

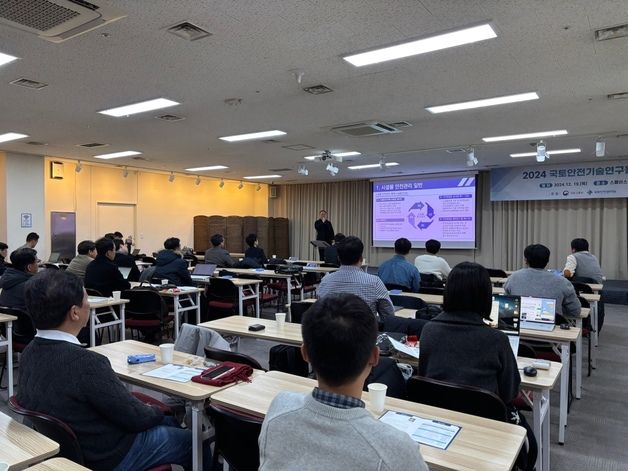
96,203,136,243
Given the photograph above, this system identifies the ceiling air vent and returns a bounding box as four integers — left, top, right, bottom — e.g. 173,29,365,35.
446,148,466,154
595,23,628,41
607,92,628,100
262,139,280,143
27,141,47,146
388,121,412,128
0,0,126,43
268,168,291,172
167,21,212,41
303,84,333,95
282,144,315,151
156,114,185,122
77,142,108,148
330,121,401,137
10,78,48,89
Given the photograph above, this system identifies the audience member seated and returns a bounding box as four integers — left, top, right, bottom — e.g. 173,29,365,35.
204,234,234,268
19,232,39,251
66,240,96,279
244,233,267,266
563,237,604,284
505,244,580,319
0,248,38,310
377,238,420,292
419,261,537,469
414,239,451,283
17,270,208,470
323,233,345,266
112,238,140,282
84,237,131,297
154,237,194,286
259,293,428,471
0,241,7,276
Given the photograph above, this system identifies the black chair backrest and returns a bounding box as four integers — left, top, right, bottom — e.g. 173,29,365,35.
571,281,594,295
290,301,313,324
419,273,444,288
407,376,507,422
487,268,508,278
85,288,103,297
302,272,319,286
42,263,60,270
320,262,339,268
0,306,36,343
385,283,412,292
204,346,263,370
389,295,427,310
122,289,168,320
141,256,156,264
208,278,239,299
577,296,590,309
418,286,445,295
8,396,85,464
208,404,263,471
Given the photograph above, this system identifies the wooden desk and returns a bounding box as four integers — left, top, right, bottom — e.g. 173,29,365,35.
89,340,261,471
0,314,16,399
211,370,525,471
222,269,300,307
87,297,129,347
390,291,444,305
199,316,302,346
28,458,90,471
0,411,59,469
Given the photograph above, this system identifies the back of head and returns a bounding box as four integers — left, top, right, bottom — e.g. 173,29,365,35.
210,234,224,247
425,239,441,254
571,238,589,253
10,248,37,271
394,237,411,255
524,244,550,269
336,236,363,265
24,270,84,330
95,237,114,257
443,262,492,319
164,237,180,251
302,293,377,386
104,233,116,240
245,233,257,248
77,240,95,255
0,242,8,251
113,238,123,251
333,233,345,244
113,231,123,239
26,232,39,243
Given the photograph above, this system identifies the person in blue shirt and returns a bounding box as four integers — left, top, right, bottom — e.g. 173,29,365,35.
377,238,420,292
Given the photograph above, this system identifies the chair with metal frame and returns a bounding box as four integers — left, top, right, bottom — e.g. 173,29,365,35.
123,289,174,341
0,306,36,390
204,346,264,370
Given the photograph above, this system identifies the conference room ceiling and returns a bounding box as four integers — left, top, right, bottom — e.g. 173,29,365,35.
1,0,628,184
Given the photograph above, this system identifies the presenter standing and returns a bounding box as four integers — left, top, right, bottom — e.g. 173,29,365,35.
314,210,335,260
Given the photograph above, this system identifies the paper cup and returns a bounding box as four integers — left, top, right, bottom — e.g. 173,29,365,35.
0,462,9,471
368,383,388,413
159,343,174,364
112,291,121,301
161,279,169,285
275,312,286,328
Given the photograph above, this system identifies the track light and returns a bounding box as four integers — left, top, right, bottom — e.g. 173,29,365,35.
195,175,201,186
256,183,262,191
297,164,309,176
536,140,546,163
168,172,175,183
75,161,82,173
122,166,129,178
595,138,606,157
219,178,225,188
466,148,478,167
238,181,244,190
326,163,339,176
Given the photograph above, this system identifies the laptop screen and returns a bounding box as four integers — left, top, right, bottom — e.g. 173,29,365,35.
490,295,521,334
118,266,132,279
132,249,141,256
520,296,556,324
48,252,60,263
192,263,217,276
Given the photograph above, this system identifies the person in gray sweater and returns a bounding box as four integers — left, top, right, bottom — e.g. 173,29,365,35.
563,238,604,284
204,233,234,267
258,293,428,471
66,240,96,279
504,244,581,319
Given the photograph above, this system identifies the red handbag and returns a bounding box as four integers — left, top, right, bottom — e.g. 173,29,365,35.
191,361,253,386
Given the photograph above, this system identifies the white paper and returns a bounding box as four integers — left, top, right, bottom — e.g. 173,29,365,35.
87,296,109,303
387,336,420,359
379,411,461,450
142,364,205,383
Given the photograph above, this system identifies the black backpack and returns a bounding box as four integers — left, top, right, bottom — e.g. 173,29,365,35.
269,345,309,377
363,357,407,399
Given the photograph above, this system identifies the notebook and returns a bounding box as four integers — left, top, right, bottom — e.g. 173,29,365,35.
490,294,521,356
520,296,556,331
191,263,217,281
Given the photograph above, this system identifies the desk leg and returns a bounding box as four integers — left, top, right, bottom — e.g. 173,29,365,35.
7,321,13,398
543,390,550,471
120,304,126,342
559,342,569,444
196,292,201,325
90,308,96,347
238,287,244,316
591,301,598,369
255,283,260,318
532,390,542,471
575,329,582,399
191,399,204,471
173,295,180,340
286,277,292,309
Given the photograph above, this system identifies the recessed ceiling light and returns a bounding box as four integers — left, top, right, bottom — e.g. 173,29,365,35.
94,150,142,159
510,148,581,158
243,174,283,180
184,165,228,171
343,23,497,67
98,98,179,117
219,130,287,142
0,132,28,143
426,92,539,114
348,162,399,170
483,130,568,142
304,151,361,160
0,52,18,67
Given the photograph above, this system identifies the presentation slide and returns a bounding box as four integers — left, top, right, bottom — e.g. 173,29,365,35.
372,176,476,249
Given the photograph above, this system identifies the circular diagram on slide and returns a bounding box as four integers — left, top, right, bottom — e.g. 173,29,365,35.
408,201,435,230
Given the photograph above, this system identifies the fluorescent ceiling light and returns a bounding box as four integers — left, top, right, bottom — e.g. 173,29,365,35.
0,52,18,67
426,92,539,114
0,132,28,143
94,150,142,159
243,174,282,180
219,130,286,142
184,165,228,171
510,148,581,158
304,151,361,160
343,23,497,67
98,98,179,117
483,129,568,143
348,162,399,170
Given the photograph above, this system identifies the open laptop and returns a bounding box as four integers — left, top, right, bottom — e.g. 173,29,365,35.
490,294,521,356
520,296,556,331
48,252,61,263
132,248,141,256
191,263,217,282
118,266,132,279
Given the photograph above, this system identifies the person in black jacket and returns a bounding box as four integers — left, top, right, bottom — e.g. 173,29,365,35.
153,237,194,286
0,242,8,276
84,238,131,297
244,233,267,266
0,248,38,310
112,238,141,282
314,210,335,260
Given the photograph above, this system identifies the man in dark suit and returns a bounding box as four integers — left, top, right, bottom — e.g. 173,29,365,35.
84,238,131,297
314,210,335,260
